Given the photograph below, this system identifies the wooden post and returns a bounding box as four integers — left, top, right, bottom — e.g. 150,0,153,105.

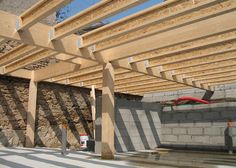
101,63,115,159
90,85,96,140
25,72,38,147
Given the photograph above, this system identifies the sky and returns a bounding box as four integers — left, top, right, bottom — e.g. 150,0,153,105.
58,0,163,23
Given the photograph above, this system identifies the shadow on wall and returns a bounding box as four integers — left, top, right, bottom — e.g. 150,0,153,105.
161,103,236,151
35,82,93,148
0,76,28,147
96,98,162,153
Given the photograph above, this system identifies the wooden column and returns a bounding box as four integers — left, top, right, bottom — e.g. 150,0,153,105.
101,63,115,159
90,85,96,139
25,73,38,148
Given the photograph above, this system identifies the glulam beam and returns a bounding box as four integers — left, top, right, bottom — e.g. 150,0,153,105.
17,0,71,30
0,44,37,66
51,0,146,40
4,49,57,74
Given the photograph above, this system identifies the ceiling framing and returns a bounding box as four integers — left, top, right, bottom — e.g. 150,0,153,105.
0,0,236,96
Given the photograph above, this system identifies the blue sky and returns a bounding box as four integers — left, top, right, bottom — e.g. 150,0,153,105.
59,0,163,23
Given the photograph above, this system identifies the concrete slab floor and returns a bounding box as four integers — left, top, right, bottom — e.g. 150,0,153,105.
0,147,235,168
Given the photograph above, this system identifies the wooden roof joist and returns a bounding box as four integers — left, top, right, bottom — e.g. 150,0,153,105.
117,81,178,92
2,49,57,74
0,44,38,66
194,72,236,82
82,0,233,48
33,61,81,82
103,11,236,63
120,85,191,95
173,59,236,75
183,65,236,79
17,0,71,30
50,0,147,40
202,76,236,85
162,49,236,72
91,0,236,53
128,31,236,64
147,40,236,68
128,86,191,95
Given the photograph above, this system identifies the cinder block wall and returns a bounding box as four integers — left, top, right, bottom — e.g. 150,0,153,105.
161,103,236,150
95,98,162,153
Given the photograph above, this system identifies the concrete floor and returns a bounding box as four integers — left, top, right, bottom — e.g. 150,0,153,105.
0,147,235,168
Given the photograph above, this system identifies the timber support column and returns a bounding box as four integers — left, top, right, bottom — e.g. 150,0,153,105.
90,85,96,139
101,63,115,159
25,72,38,147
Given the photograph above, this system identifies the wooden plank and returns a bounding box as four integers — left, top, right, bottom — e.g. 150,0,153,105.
18,0,71,30
51,0,146,40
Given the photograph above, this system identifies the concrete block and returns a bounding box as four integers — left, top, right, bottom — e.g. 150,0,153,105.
195,121,212,127
187,128,203,135
161,113,172,121
221,111,236,119
173,128,187,135
162,135,178,142
192,136,210,144
161,128,172,134
209,136,224,145
212,121,227,127
179,122,194,127
204,128,222,136
187,113,202,121
203,112,220,120
163,122,179,127
210,91,225,99
178,135,192,142
172,113,186,121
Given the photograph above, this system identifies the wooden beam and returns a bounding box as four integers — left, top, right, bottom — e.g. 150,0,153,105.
184,65,236,79
17,0,71,30
82,0,229,48
51,0,146,40
201,76,236,84
208,79,236,86
128,85,191,95
7,69,31,79
33,61,81,82
130,33,236,65
121,85,190,95
173,59,236,75
25,72,38,148
4,49,57,74
99,11,236,62
90,85,96,140
162,49,236,72
194,72,236,81
52,65,103,82
0,44,38,66
118,82,177,92
101,63,115,159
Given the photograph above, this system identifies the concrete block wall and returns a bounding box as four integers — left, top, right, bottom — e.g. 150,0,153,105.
161,102,236,150
95,98,162,153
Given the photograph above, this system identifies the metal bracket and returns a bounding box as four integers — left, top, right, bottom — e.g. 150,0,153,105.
128,57,133,63
88,45,96,54
48,29,55,41
15,19,21,31
144,60,149,68
76,38,82,48
79,81,84,87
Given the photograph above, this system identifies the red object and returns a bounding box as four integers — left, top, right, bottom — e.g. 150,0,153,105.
174,96,209,105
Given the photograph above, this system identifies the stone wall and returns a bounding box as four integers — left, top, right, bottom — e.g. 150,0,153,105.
0,75,93,148
95,98,162,153
161,102,236,150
